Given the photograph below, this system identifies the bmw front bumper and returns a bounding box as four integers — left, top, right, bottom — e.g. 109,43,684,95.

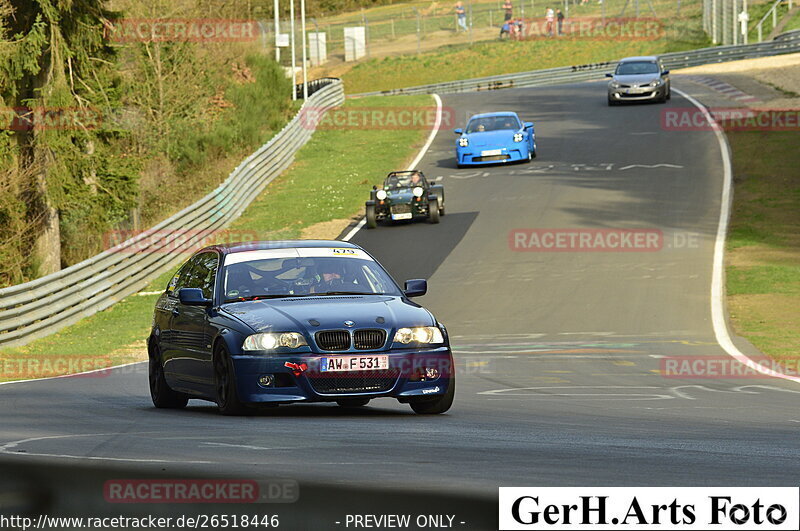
230,346,454,404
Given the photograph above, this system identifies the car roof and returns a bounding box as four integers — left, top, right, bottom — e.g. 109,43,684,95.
203,240,363,255
468,111,520,120
618,56,659,62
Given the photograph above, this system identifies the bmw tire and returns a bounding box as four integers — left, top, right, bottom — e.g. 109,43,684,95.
214,343,247,416
149,343,189,409
410,376,455,414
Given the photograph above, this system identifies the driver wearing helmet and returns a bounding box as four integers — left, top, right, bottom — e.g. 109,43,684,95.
312,259,355,293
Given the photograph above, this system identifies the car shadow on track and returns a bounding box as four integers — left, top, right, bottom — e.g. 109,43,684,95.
352,211,478,282
141,402,423,418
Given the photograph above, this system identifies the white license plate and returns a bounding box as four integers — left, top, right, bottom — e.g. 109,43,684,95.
481,149,503,156
320,355,389,372
392,213,413,220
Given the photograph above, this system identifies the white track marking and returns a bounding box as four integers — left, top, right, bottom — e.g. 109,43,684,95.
0,433,213,464
341,94,443,242
618,164,683,170
0,361,146,387
200,442,293,451
674,87,800,384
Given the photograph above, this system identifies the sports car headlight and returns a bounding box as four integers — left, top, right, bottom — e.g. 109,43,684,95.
393,326,444,345
376,189,387,200
513,133,524,142
243,332,307,351
412,186,424,197
458,137,469,147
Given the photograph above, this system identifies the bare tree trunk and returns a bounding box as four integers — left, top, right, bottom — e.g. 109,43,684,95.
33,170,61,275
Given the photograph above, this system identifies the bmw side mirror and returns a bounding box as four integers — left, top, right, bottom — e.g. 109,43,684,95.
662,70,670,76
524,121,533,128
453,128,463,135
404,279,427,298
178,287,212,306
605,73,613,78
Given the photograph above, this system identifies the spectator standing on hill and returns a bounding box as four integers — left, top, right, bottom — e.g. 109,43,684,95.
545,7,554,36
503,0,513,21
556,8,564,35
455,1,468,32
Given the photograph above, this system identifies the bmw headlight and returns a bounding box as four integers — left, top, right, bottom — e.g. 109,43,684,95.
412,186,424,198
458,137,468,147
513,132,524,142
243,332,307,351
376,189,387,200
393,326,444,345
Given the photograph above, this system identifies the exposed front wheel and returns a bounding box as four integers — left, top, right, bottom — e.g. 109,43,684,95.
410,377,455,415
428,199,440,224
214,343,247,416
149,344,188,409
365,204,377,229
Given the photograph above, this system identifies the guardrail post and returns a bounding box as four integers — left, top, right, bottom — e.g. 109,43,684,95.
758,22,762,41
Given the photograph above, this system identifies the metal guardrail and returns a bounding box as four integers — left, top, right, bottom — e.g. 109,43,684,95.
352,29,800,97
0,79,344,348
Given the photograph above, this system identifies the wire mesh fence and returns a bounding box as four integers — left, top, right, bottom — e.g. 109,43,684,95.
266,0,706,65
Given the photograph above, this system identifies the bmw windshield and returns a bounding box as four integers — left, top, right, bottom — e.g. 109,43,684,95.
222,252,402,302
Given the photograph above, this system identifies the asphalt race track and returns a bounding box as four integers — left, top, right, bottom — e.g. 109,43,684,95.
3,82,800,526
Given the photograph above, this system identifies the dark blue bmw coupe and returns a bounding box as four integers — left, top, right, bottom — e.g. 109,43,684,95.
148,240,454,415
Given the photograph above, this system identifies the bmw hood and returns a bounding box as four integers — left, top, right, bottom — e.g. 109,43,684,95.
464,129,517,147
221,296,435,334
613,73,660,85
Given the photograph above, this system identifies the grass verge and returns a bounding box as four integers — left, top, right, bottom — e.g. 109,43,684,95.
726,130,800,363
342,27,709,93
0,94,433,382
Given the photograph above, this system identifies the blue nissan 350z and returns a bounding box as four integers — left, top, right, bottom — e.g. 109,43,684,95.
148,240,454,415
